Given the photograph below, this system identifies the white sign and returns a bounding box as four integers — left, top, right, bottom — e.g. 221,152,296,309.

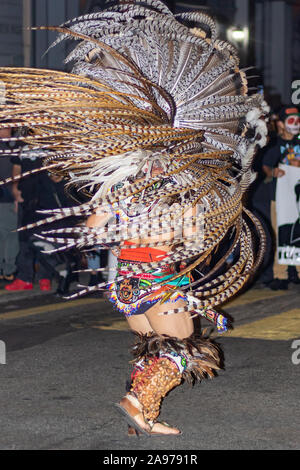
276,164,300,265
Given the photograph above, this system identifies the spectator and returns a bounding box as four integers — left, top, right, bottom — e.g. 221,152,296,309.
5,147,80,291
5,146,47,290
0,126,19,281
31,171,80,294
247,115,277,287
262,105,300,289
5,142,85,294
86,249,107,287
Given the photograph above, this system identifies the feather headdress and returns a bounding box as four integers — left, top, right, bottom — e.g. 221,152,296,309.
0,0,269,322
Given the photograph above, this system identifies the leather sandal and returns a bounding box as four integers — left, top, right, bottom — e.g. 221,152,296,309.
114,394,151,436
127,422,181,436
115,394,181,436
147,420,181,436
127,425,139,436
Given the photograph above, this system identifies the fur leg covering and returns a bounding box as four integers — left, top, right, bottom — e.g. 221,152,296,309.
129,332,222,422
131,356,182,422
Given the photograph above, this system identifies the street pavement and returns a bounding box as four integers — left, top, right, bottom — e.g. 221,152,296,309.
0,278,299,451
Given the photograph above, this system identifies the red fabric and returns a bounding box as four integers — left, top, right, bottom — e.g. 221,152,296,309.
119,241,168,263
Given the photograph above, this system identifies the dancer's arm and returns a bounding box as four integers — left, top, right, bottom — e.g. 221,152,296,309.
86,210,111,228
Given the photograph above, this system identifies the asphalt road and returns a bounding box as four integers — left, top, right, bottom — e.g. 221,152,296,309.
0,282,299,451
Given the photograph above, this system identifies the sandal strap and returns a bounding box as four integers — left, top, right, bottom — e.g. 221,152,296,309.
119,393,152,430
125,393,143,411
148,419,172,430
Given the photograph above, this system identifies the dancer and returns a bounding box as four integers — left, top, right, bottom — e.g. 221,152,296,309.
86,163,222,435
0,0,268,436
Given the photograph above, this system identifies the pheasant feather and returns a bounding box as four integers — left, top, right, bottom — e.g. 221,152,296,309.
0,0,269,325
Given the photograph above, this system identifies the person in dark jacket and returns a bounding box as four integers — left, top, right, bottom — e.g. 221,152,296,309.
0,127,19,281
5,152,76,291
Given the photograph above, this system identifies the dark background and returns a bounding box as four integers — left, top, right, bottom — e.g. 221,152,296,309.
0,0,300,110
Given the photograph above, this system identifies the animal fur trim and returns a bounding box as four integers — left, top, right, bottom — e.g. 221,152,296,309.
130,331,222,384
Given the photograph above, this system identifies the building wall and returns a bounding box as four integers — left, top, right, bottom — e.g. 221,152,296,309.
0,0,24,66
0,0,81,69
255,0,293,108
0,0,297,106
31,0,80,70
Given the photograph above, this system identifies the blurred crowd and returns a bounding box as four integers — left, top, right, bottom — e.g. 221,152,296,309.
0,103,299,295
0,127,107,295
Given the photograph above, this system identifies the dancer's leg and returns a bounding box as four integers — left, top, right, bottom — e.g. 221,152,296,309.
126,298,193,339
144,299,193,434
145,298,194,339
123,309,184,434
126,313,153,335
122,313,154,433
121,300,220,435
122,300,193,435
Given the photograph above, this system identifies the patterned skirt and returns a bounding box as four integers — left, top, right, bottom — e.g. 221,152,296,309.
108,243,190,316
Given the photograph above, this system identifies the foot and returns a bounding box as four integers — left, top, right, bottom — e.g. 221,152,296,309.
128,421,181,436
149,421,181,435
267,279,288,290
118,394,151,434
288,267,300,284
39,279,51,291
120,394,181,435
5,278,33,291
